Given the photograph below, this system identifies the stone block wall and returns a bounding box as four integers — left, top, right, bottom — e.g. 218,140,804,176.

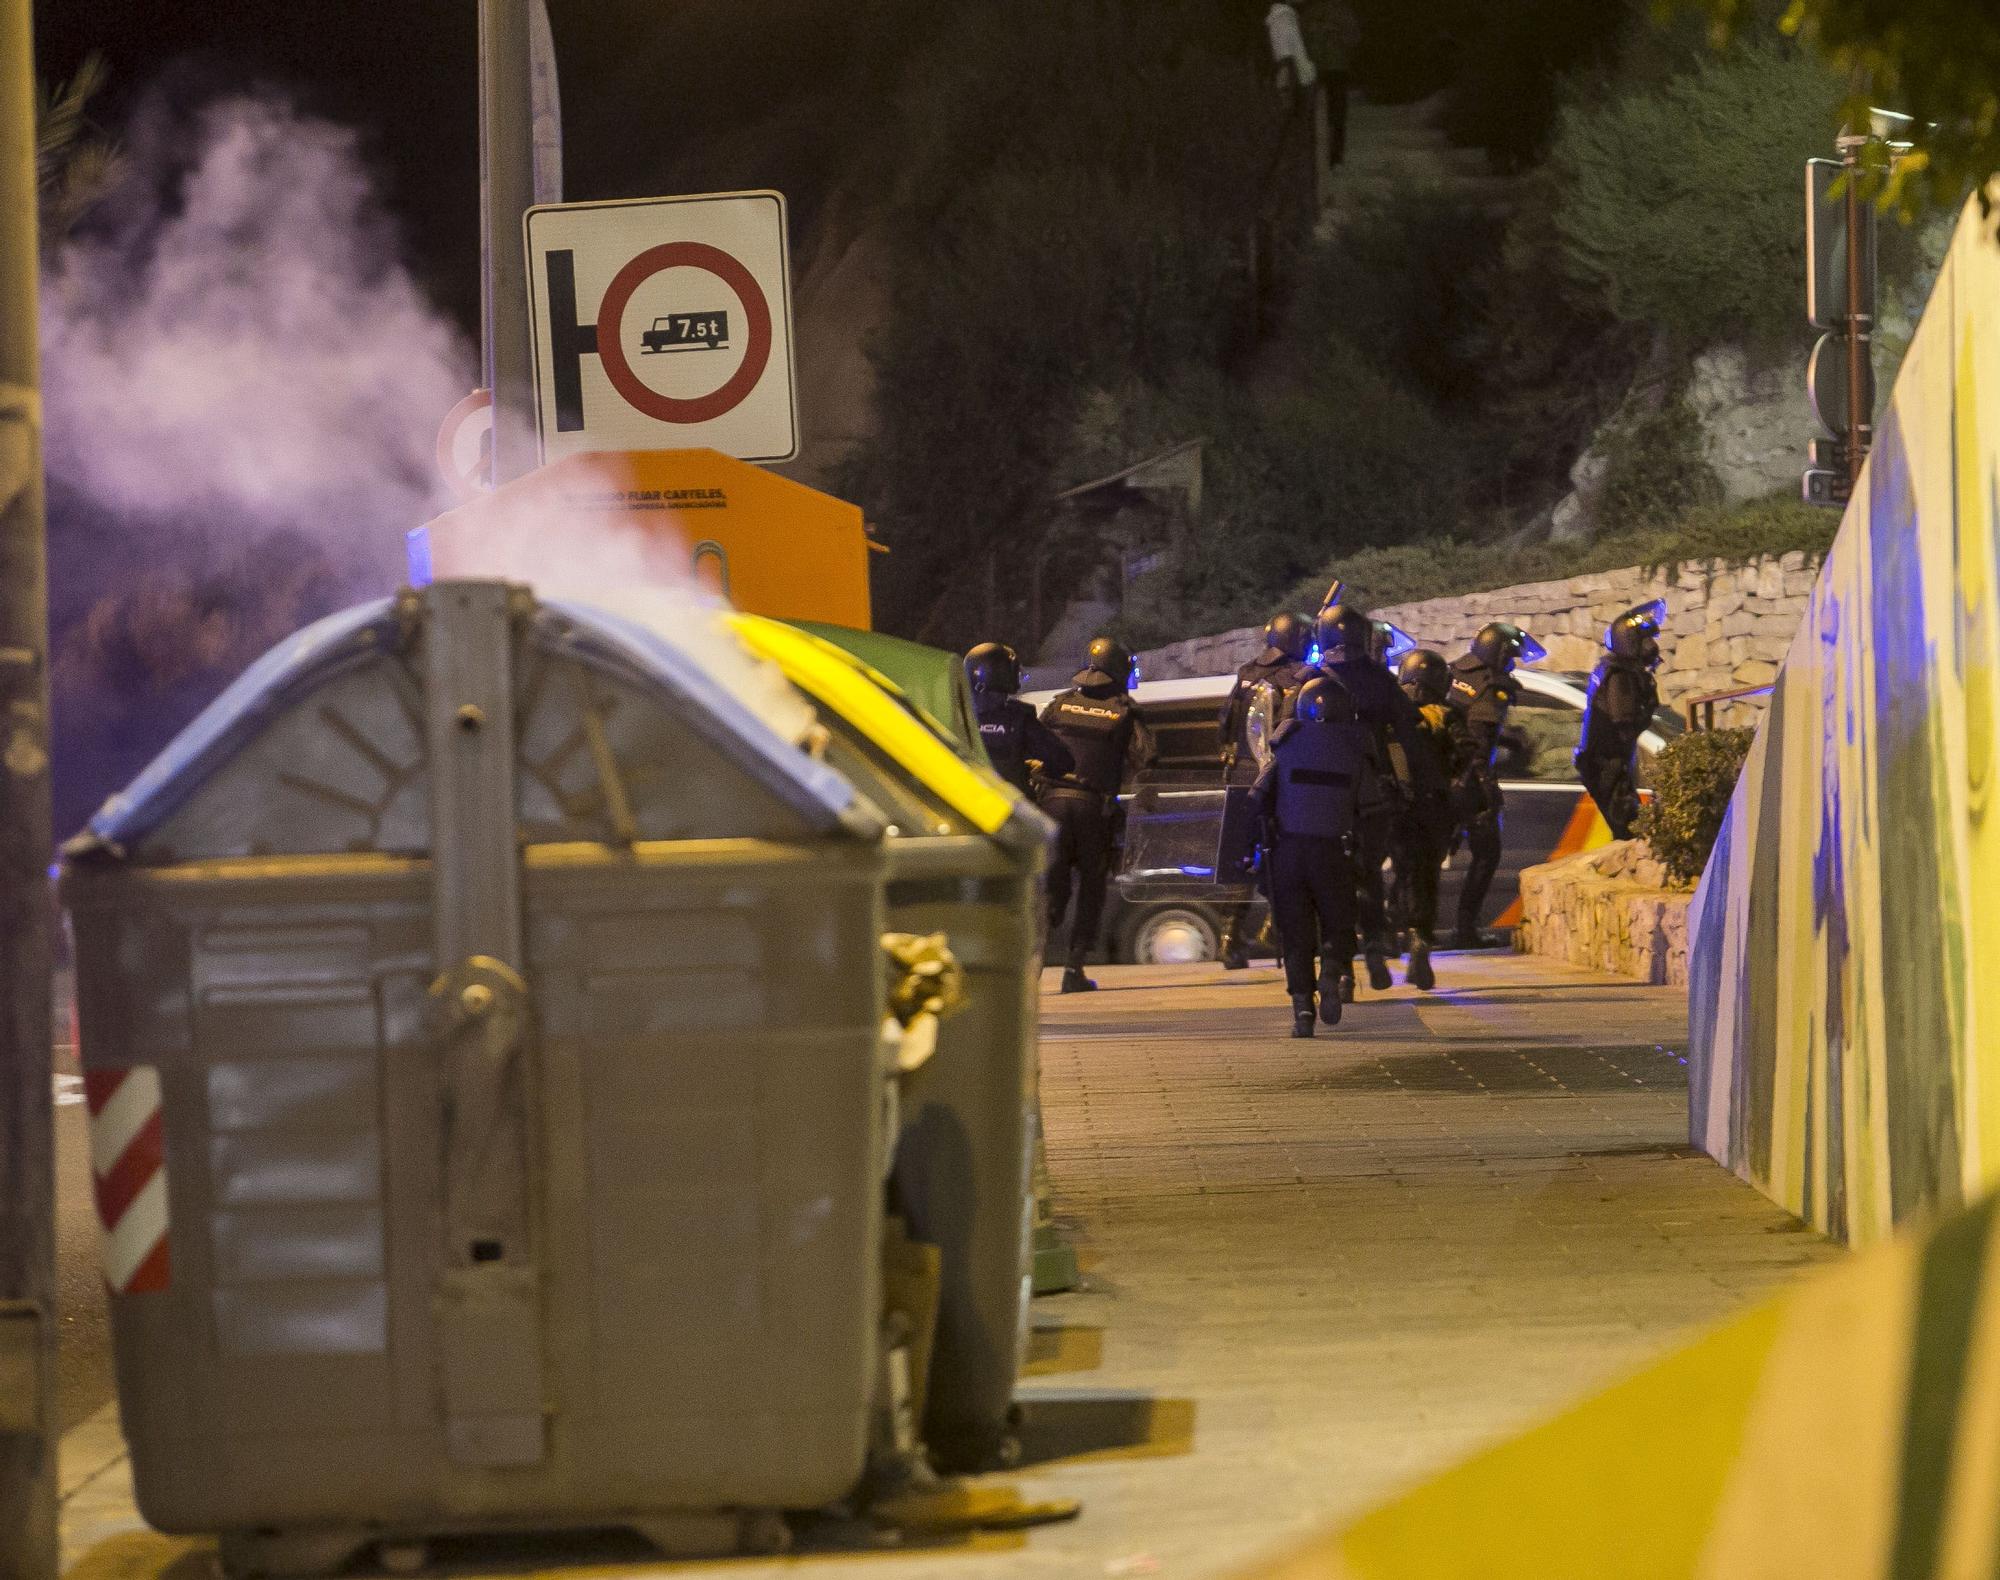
1514,841,1693,987
1137,552,1821,728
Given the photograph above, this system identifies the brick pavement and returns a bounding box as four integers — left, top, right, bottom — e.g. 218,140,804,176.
61,954,1837,1580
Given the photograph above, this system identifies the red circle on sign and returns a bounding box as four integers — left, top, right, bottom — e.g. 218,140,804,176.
435,388,493,501
594,242,773,425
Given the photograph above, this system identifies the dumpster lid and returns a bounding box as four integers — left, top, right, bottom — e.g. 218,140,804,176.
74,598,407,855
73,590,881,857
538,598,876,838
727,614,1042,846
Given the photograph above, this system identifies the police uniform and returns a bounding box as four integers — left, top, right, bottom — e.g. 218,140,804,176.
1575,603,1664,841
1312,605,1443,995
1220,647,1314,782
1217,620,1314,968
1388,651,1467,989
1250,677,1370,1032
1040,657,1155,986
975,692,1074,796
1328,656,1413,986
1446,649,1522,945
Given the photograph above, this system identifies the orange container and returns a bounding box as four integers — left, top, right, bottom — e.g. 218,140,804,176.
410,448,872,628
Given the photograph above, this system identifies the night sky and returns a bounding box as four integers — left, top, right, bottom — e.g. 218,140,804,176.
32,1,877,339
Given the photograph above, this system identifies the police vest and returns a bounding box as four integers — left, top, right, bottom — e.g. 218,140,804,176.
1045,689,1135,795
976,697,1033,791
1227,655,1310,760
1577,658,1659,761
1272,709,1370,840
1447,657,1520,756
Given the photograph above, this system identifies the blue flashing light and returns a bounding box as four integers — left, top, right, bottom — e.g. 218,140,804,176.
1179,864,1216,877
1306,643,1323,666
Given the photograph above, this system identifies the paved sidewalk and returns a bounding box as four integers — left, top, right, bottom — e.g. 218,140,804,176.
62,954,1837,1579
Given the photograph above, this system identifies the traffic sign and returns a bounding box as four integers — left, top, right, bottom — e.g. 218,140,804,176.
434,389,494,501
524,191,798,464
1805,157,1876,331
1807,330,1874,438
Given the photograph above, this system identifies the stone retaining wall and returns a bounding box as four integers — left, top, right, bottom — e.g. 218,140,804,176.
1138,552,1820,728
1514,840,1693,987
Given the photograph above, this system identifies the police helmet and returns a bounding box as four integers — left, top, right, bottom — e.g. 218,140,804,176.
1313,602,1373,667
1397,649,1449,705
1606,599,1666,667
1080,634,1137,691
1470,621,1547,672
1264,611,1310,662
964,641,1021,696
1370,619,1417,666
1293,675,1336,725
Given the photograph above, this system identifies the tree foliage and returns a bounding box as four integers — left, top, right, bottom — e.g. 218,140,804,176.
1549,41,1845,347
842,0,1285,644
35,51,123,251
1677,0,2000,223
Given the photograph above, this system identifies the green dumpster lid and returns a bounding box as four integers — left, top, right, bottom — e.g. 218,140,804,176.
788,622,988,763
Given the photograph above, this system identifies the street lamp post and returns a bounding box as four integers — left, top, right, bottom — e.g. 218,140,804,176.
0,0,58,1573
480,0,540,486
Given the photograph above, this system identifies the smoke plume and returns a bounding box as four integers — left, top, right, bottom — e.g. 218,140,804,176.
43,92,479,831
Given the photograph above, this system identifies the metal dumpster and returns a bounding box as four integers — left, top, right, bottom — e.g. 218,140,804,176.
63,582,897,1572
730,617,1048,1471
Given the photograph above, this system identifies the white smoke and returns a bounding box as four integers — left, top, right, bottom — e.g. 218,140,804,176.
40,93,476,584
40,90,822,814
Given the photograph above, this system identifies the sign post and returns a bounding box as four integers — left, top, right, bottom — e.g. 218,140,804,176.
0,0,56,1572
525,192,799,464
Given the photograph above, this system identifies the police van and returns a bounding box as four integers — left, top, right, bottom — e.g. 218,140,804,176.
1022,669,1682,964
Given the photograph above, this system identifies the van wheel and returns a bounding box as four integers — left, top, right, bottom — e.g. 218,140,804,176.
1121,906,1220,965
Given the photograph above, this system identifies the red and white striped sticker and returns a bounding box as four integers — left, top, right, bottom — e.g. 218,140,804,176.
84,1067,171,1295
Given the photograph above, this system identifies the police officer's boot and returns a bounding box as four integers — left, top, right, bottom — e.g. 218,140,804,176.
1406,938,1435,992
1220,913,1250,971
1060,966,1097,994
1364,947,1392,993
1319,957,1348,1023
1291,994,1316,1038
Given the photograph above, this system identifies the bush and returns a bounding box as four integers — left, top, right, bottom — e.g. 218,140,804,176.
1593,394,1722,529
1549,41,1844,348
1637,727,1754,884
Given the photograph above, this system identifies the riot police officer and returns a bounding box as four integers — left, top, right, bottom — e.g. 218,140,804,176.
965,641,1074,795
1250,675,1367,1037
1390,649,1467,990
1446,621,1544,948
1040,636,1156,993
1220,613,1314,779
1575,600,1665,840
1315,603,1441,997
1217,613,1314,969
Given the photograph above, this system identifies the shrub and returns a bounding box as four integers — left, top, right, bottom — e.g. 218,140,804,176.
1593,394,1722,530
1638,727,1755,884
1549,41,1844,348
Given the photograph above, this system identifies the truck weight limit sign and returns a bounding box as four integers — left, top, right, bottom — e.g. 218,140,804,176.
525,190,799,463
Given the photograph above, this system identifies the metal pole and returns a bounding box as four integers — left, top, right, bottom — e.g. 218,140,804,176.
0,0,57,1571
480,0,539,485
1840,134,1871,489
